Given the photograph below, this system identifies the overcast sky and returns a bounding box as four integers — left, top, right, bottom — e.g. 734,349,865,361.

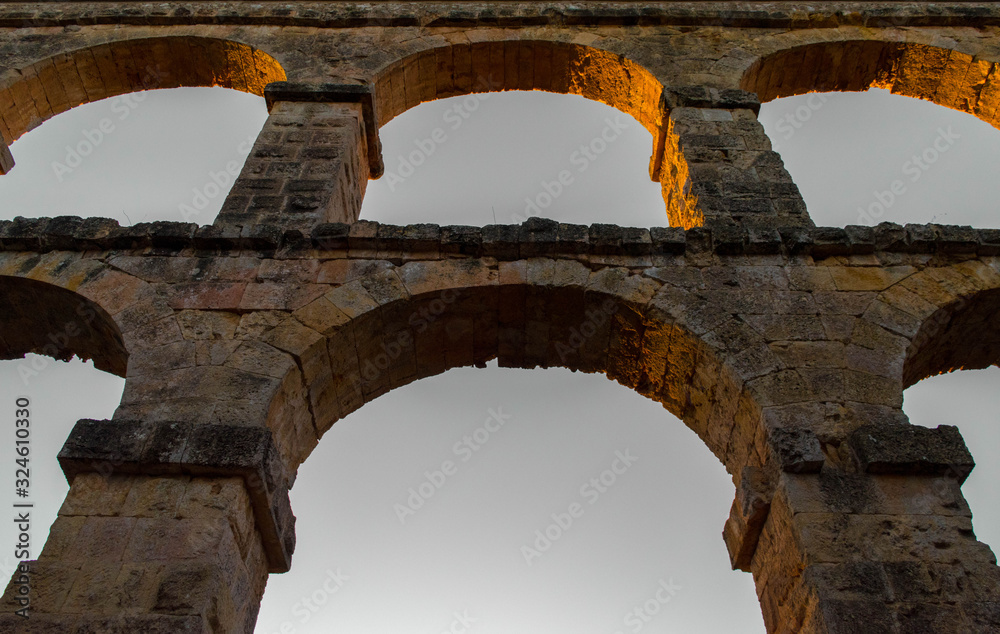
0,85,997,634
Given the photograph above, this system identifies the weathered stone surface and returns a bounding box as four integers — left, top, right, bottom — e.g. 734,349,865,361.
58,419,293,573
2,3,1000,633
724,466,773,571
850,423,976,482
767,427,826,473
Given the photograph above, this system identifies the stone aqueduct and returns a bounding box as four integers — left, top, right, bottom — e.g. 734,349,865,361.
0,1,997,632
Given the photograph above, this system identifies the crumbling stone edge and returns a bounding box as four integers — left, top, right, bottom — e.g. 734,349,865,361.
1,215,997,260
849,423,976,482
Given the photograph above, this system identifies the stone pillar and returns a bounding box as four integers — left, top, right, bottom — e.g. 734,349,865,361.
726,423,1000,633
653,88,811,231
0,419,295,633
215,83,384,234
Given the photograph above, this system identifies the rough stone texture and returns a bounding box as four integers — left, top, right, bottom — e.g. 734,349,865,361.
0,473,269,633
217,95,373,233
58,419,295,573
850,423,976,482
0,2,998,633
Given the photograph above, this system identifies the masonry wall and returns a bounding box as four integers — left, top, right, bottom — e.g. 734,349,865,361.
0,2,997,633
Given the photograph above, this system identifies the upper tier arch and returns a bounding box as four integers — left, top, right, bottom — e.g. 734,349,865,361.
740,39,1000,130
0,35,285,170
371,39,664,139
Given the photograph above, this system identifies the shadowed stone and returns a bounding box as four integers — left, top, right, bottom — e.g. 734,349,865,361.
850,423,975,482
768,427,825,473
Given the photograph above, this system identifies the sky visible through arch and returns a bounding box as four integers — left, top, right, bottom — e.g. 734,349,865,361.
0,85,996,633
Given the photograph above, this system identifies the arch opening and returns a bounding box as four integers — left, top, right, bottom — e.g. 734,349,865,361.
742,40,1000,131
364,40,691,227
0,35,284,176
256,363,766,633
745,40,1000,228
757,86,1000,228
0,86,269,225
0,275,127,377
904,288,1000,389
272,264,764,483
360,90,666,227
0,276,126,590
902,285,1000,555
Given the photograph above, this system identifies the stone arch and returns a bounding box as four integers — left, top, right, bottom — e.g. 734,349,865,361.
844,261,1000,392
364,39,807,230
371,39,664,139
898,266,1000,388
0,35,286,168
740,39,1000,130
0,274,126,376
0,249,185,381
272,260,772,482
367,39,670,221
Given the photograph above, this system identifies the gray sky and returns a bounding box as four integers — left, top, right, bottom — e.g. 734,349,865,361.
0,85,996,634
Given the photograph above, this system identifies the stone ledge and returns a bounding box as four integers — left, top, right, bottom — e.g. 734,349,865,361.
2,216,999,261
663,86,760,115
57,419,295,574
0,3,997,29
849,423,975,483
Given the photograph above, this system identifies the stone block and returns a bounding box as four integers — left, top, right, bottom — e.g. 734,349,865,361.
441,225,482,255
57,420,293,573
723,466,773,571
482,224,519,259
850,423,975,482
650,226,686,255
312,222,350,250
767,427,825,473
